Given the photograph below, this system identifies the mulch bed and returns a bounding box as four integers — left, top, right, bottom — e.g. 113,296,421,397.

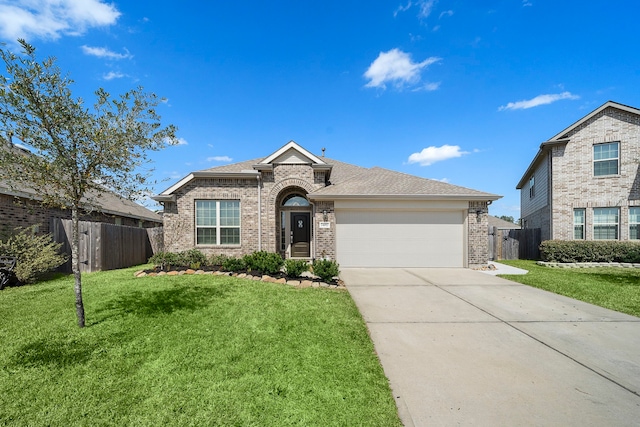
134,266,344,289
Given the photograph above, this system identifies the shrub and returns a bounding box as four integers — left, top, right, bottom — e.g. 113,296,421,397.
0,225,68,284
179,249,207,269
222,256,245,272
243,251,284,275
148,251,181,270
312,259,340,282
540,240,640,263
209,254,229,267
284,259,309,278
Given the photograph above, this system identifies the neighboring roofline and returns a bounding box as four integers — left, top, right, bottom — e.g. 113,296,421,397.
157,170,261,196
549,101,640,141
308,193,502,202
516,101,640,190
516,138,570,189
0,185,162,223
258,140,327,166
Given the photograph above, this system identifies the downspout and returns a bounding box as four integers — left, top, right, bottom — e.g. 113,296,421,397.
257,175,262,251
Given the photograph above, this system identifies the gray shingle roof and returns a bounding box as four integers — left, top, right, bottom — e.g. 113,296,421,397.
181,149,500,201
488,215,521,229
0,179,162,223
310,166,499,199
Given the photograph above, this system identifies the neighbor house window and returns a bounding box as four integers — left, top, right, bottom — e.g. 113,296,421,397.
195,200,240,245
593,142,619,176
630,207,640,240
529,176,535,198
573,208,585,239
593,207,619,240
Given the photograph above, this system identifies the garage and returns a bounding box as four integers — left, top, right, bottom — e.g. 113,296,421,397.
335,209,465,268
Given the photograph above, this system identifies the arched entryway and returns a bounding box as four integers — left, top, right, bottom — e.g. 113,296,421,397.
276,189,312,258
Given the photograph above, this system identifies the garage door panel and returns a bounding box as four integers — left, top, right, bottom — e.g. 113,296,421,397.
335,210,464,268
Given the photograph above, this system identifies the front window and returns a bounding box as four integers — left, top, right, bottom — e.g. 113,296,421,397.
196,200,240,245
593,142,619,176
630,207,640,240
573,209,585,239
593,207,619,240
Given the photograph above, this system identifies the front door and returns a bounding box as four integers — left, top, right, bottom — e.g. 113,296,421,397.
290,212,310,257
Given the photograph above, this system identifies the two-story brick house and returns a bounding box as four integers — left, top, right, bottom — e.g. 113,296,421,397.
154,141,501,268
517,101,640,242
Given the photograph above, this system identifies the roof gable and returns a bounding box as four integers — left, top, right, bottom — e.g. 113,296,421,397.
259,140,326,166
516,100,640,189
550,101,640,141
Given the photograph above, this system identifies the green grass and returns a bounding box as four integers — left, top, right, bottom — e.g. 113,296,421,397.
0,266,401,427
498,260,640,317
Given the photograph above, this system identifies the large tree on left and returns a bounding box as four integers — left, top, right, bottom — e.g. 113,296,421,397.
0,40,177,327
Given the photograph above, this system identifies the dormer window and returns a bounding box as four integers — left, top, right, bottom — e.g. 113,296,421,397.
593,142,619,176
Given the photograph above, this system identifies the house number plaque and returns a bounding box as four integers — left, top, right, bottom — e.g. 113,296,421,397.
319,221,331,229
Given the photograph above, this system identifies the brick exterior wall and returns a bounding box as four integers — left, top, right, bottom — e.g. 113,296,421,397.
164,164,329,258
0,193,158,238
163,162,492,266
468,201,489,268
550,108,640,241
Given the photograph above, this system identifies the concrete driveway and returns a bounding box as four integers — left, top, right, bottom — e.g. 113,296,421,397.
341,268,640,426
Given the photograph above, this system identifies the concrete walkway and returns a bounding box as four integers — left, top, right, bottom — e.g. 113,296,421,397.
341,268,640,426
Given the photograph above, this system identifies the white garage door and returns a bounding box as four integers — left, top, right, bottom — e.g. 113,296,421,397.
335,210,464,268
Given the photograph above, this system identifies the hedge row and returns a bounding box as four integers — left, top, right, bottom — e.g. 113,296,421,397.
539,240,640,263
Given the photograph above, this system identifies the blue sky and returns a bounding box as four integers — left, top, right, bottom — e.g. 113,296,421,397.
1,0,640,219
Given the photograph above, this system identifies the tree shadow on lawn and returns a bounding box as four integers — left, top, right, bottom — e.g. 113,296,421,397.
579,272,640,287
10,338,95,368
94,284,232,321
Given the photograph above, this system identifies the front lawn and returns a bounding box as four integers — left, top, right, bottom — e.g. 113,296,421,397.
498,260,640,317
0,267,401,426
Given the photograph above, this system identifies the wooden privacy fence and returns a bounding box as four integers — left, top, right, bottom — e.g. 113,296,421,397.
52,219,163,273
488,227,541,261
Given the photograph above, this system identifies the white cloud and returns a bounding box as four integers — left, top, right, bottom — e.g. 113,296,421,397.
163,136,188,146
364,48,441,90
0,0,120,41
498,92,579,111
433,177,449,183
82,45,132,60
393,1,436,19
207,156,232,162
417,0,436,19
412,81,441,92
102,71,125,80
439,10,454,18
522,0,533,6
408,145,469,166
393,1,413,17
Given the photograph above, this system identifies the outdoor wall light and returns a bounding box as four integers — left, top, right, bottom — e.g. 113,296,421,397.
322,210,328,221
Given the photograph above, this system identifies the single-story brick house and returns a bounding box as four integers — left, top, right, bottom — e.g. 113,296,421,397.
0,178,163,237
153,141,501,268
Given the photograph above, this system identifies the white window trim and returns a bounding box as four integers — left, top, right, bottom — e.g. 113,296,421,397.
195,200,241,246
593,141,619,177
630,207,640,240
593,207,619,240
573,208,585,240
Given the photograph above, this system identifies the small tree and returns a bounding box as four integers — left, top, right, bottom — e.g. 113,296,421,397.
498,215,516,224
0,40,177,327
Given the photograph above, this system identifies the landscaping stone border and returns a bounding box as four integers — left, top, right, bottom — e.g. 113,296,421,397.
537,261,640,269
133,269,345,290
